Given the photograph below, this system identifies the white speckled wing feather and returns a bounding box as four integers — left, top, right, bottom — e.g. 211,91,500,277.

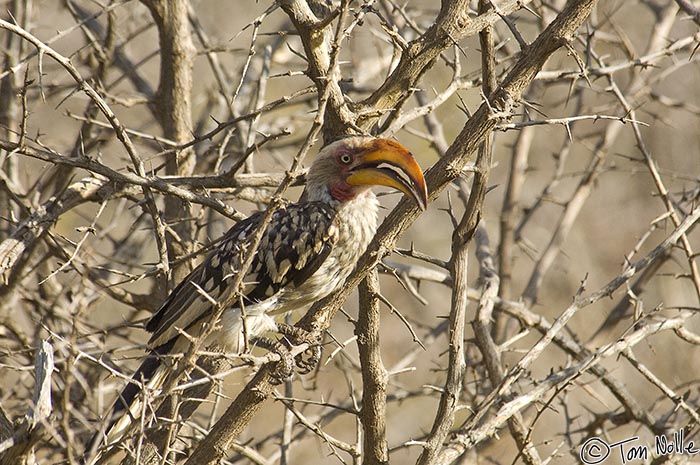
146,202,339,349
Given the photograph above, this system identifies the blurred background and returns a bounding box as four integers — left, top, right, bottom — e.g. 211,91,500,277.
1,0,699,464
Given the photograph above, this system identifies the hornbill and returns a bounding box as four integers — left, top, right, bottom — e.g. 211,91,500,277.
87,135,427,461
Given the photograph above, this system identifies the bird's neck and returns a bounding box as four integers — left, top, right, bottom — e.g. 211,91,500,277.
303,184,379,248
335,190,379,255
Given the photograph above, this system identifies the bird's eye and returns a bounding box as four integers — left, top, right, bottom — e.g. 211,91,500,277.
339,153,352,164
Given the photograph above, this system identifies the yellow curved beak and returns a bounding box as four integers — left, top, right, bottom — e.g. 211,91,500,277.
346,138,428,210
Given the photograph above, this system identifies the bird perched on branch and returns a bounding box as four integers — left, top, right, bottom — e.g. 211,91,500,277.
87,136,427,461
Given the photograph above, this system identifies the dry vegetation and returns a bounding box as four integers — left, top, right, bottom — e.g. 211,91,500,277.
1,0,700,464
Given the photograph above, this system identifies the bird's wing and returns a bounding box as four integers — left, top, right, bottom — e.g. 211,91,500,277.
145,202,339,348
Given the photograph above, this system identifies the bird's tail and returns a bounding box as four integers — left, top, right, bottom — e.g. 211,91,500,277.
84,312,276,463
84,339,175,464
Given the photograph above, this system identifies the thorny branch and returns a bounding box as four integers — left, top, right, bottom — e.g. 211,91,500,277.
1,1,699,465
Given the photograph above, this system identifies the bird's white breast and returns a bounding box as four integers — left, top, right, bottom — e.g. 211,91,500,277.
216,191,379,351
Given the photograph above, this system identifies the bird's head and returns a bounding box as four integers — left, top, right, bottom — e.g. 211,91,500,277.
307,136,428,210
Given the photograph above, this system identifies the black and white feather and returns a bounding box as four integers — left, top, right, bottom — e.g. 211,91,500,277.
92,189,379,455
147,201,340,350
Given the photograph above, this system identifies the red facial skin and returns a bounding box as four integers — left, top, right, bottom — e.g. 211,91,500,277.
329,148,360,202
330,182,358,202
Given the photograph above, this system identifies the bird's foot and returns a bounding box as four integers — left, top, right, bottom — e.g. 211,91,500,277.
251,336,294,384
275,323,321,375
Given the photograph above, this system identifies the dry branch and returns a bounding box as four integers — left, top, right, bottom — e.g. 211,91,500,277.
1,2,699,465
357,270,389,465
0,341,54,464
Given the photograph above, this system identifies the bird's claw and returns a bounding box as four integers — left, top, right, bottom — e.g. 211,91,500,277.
294,345,321,375
275,323,321,375
252,336,294,384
